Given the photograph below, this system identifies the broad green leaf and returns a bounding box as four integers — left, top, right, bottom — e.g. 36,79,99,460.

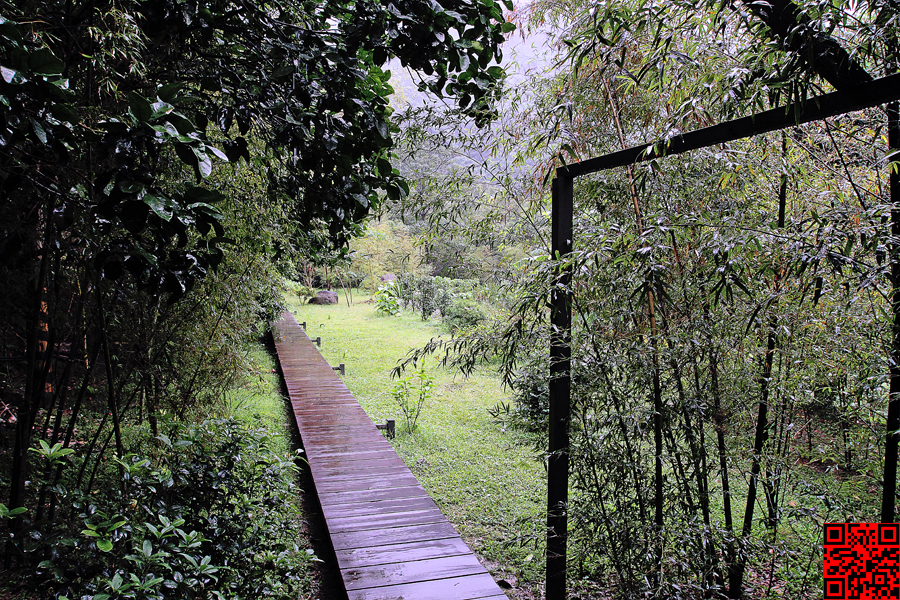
119,180,145,194
208,146,229,161
96,539,113,552
49,103,78,123
144,195,173,221
30,118,47,144
192,147,212,179
28,49,64,75
158,82,184,102
174,143,198,172
127,92,152,122
272,65,294,80
184,186,224,204
150,101,175,120
167,112,196,136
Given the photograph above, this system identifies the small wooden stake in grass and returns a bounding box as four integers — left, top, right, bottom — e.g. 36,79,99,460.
314,337,321,347
332,363,345,376
376,419,396,439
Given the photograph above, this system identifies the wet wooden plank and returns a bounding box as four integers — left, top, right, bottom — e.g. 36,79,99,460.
305,448,400,463
344,573,504,600
335,538,473,570
330,521,460,551
343,554,485,590
327,508,447,533
313,473,421,494
311,464,414,482
271,312,507,600
317,484,431,507
321,495,439,518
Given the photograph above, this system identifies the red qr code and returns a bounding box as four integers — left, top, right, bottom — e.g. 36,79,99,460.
824,523,900,599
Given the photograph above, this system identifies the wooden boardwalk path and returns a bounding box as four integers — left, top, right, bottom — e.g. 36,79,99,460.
272,311,508,600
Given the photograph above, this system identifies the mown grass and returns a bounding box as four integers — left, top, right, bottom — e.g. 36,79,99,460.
222,345,295,457
283,290,546,595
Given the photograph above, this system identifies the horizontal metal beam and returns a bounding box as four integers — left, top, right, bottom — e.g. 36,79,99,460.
558,72,900,178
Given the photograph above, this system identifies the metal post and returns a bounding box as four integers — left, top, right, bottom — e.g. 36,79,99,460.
314,336,321,347
547,175,573,600
883,96,900,523
300,321,306,329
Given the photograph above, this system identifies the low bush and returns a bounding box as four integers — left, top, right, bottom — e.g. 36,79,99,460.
7,417,315,600
391,367,435,434
396,274,480,320
443,298,487,332
296,284,316,302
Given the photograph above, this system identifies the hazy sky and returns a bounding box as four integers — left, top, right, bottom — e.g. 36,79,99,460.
388,18,557,109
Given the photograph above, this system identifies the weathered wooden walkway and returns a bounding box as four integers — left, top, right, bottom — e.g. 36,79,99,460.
272,311,508,600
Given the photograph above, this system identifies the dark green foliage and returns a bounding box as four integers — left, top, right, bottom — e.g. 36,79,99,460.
14,418,311,600
374,281,403,316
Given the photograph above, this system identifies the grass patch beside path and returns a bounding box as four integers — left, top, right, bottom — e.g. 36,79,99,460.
284,292,546,596
223,346,294,456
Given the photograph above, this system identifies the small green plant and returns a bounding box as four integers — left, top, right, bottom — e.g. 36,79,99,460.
374,281,402,316
296,285,315,302
391,366,435,434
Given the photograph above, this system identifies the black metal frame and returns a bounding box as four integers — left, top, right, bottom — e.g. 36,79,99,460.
545,72,900,600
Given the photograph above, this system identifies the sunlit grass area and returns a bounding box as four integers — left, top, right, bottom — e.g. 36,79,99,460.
283,290,546,593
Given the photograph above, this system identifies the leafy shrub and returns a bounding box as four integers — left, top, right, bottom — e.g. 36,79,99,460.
15,418,315,600
295,284,316,302
396,274,480,320
443,298,486,332
497,333,550,432
374,281,402,316
508,369,549,432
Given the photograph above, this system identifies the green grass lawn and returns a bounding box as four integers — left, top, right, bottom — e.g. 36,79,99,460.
284,290,546,594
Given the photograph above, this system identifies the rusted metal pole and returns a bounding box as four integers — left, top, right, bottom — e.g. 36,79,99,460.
547,175,573,600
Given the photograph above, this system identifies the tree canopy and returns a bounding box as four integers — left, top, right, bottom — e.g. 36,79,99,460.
1,0,513,297
0,0,515,567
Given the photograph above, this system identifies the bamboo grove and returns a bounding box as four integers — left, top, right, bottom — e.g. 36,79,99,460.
516,1,900,597
390,1,900,598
